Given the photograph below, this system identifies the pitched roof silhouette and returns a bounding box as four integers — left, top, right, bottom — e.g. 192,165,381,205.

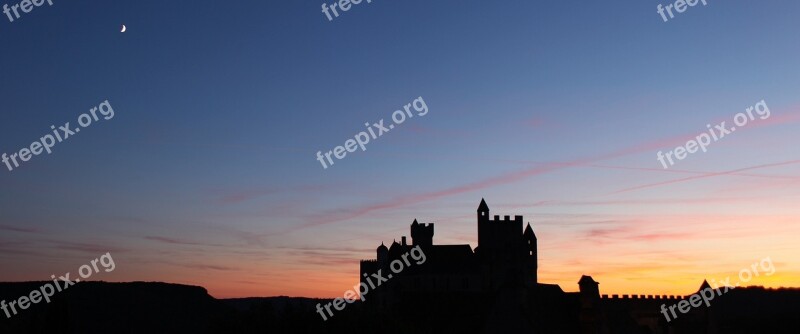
524,222,536,238
698,279,712,292
477,198,489,212
578,275,597,285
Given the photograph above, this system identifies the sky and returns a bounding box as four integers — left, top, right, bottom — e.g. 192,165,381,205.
0,0,799,298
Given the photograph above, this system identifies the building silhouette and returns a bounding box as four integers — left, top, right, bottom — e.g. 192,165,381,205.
356,198,774,334
360,199,539,305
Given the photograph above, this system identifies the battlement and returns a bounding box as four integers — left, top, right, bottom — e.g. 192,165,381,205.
601,294,687,301
410,220,434,246
490,215,523,223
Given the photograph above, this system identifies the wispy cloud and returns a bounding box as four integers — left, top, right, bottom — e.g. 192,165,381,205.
49,240,128,254
214,184,339,205
178,263,238,271
0,224,41,233
144,236,229,248
611,160,800,195
529,197,767,207
287,108,800,234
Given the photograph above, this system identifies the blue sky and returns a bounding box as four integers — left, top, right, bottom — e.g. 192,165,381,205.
1,0,799,297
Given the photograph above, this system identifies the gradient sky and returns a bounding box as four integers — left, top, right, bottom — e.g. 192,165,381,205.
1,0,799,298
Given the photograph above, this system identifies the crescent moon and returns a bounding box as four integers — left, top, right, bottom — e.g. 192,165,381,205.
121,25,127,33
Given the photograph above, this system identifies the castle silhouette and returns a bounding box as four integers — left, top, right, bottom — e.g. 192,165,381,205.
355,198,781,333
360,198,538,302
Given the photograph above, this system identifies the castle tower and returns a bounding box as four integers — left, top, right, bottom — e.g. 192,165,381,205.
524,222,538,284
476,198,532,289
578,275,600,301
578,275,605,333
377,242,388,264
477,198,523,252
477,198,490,249
410,219,433,246
478,198,489,223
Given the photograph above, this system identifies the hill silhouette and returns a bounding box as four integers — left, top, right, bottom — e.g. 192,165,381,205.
0,282,237,334
1,281,799,333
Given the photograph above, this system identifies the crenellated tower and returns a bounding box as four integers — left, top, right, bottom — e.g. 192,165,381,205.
476,198,538,289
410,219,433,246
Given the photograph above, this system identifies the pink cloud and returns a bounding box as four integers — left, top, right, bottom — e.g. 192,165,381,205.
524,116,548,128
282,104,800,234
